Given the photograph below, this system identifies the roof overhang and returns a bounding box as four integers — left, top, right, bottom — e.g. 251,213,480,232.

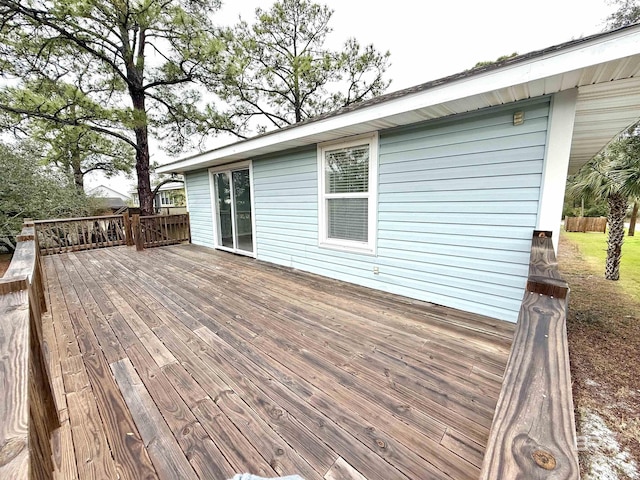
158,25,640,176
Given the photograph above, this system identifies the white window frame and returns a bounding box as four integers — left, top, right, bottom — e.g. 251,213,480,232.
317,132,378,255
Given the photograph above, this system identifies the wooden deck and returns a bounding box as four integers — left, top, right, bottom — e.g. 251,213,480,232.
41,244,515,480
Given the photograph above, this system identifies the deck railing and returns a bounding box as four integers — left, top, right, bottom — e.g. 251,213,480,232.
35,215,128,255
480,231,579,479
0,221,59,479
34,213,190,254
132,213,191,251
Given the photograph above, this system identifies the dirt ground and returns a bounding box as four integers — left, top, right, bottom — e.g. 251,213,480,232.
0,253,12,276
559,235,640,479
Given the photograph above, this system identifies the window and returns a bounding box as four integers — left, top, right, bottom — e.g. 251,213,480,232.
159,191,172,205
318,133,378,254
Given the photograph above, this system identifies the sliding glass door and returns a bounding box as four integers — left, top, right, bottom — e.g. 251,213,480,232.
212,164,254,255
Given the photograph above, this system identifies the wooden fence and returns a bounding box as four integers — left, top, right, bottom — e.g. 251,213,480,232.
0,221,60,479
565,216,607,233
34,213,190,254
480,231,579,479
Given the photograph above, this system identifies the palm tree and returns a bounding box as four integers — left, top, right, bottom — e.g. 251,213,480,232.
567,137,640,280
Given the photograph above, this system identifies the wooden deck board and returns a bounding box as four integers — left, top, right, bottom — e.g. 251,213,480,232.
44,244,514,480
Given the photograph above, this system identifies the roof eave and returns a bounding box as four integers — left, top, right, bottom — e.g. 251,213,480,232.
158,24,640,175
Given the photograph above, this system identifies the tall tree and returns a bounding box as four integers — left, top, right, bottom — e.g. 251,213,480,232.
35,123,134,191
568,137,640,280
0,0,232,215
605,0,640,29
218,0,391,132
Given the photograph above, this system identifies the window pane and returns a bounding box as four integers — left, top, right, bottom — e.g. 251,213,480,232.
232,169,253,252
328,198,368,242
214,172,234,248
325,144,369,193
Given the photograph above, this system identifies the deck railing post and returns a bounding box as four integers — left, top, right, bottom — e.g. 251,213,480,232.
122,213,134,246
132,214,144,251
185,213,191,244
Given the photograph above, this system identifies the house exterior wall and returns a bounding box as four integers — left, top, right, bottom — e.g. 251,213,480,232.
185,98,551,322
184,170,215,248
253,99,550,322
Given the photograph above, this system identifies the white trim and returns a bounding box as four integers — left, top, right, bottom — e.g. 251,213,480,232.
157,26,640,175
248,161,258,257
538,89,579,251
317,132,378,255
208,160,256,258
183,176,190,212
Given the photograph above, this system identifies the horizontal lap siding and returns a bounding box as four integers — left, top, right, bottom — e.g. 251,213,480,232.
250,99,550,322
185,170,215,248
377,99,549,321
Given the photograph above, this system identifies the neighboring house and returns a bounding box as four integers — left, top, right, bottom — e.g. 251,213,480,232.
86,185,131,211
131,180,187,214
158,25,640,323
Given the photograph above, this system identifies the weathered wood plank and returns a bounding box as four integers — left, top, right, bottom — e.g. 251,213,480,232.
193,398,280,478
124,344,236,480
324,457,368,480
64,368,119,479
0,289,30,480
111,358,198,480
480,232,578,479
51,420,78,480
213,389,321,479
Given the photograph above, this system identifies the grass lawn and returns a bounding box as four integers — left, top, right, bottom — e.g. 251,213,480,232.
563,230,640,303
559,232,640,478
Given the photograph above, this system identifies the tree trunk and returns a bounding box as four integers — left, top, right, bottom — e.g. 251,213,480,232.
73,168,84,192
629,200,638,237
605,192,628,281
130,90,153,216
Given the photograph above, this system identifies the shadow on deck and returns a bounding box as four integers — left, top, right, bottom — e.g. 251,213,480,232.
42,244,514,480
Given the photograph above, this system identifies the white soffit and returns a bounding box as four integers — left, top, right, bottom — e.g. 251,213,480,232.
569,75,640,173
158,25,640,174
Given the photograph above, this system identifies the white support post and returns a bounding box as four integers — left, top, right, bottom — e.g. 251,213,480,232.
537,89,579,252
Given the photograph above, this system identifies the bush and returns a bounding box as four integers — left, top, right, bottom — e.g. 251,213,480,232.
0,141,94,252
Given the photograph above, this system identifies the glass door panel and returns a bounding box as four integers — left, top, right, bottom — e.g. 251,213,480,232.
212,166,254,255
214,172,234,248
232,169,253,253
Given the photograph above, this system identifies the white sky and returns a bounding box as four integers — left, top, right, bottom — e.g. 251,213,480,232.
87,0,616,195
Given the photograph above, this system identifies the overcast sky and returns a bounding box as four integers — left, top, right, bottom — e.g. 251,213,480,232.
88,0,617,194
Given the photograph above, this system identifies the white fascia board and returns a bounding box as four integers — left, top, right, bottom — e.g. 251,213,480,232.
157,26,640,174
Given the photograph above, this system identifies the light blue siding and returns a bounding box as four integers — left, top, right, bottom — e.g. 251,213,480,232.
252,99,550,322
184,170,215,248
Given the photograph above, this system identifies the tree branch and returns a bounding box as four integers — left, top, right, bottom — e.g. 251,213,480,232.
152,177,183,197
2,1,129,84
0,104,138,150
